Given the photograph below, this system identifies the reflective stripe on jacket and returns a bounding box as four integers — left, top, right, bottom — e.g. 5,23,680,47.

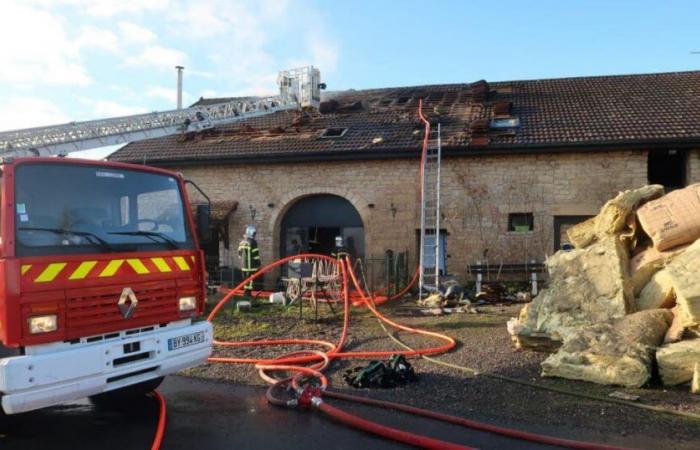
238,238,261,271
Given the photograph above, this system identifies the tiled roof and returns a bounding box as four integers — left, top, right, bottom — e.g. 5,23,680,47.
110,70,700,164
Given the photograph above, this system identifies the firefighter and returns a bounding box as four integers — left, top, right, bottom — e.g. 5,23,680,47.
331,235,350,262
238,225,261,297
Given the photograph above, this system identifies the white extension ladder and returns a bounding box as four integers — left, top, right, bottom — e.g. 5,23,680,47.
419,123,442,298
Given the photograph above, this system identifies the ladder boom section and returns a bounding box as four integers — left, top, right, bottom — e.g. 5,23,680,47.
0,95,297,158
0,65,322,158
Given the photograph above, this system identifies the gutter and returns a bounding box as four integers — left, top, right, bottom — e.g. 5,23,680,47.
111,137,700,168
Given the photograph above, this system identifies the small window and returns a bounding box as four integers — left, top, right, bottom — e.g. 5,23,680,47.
508,213,534,232
320,127,348,138
491,117,520,128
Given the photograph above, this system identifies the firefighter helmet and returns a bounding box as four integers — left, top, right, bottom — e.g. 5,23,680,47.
245,224,257,239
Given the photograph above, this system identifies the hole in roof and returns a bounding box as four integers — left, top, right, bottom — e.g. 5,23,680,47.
397,96,410,105
320,127,348,138
379,98,393,106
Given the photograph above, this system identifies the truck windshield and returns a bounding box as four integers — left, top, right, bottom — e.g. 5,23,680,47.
15,163,194,256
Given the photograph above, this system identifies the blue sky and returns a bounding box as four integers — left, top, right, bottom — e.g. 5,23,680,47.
1,0,699,158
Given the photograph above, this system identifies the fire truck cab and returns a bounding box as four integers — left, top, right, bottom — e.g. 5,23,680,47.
0,157,212,414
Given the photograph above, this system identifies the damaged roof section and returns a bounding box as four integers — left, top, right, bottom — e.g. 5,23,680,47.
110,70,700,164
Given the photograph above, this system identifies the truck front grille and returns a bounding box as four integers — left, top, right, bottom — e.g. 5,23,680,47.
65,280,178,333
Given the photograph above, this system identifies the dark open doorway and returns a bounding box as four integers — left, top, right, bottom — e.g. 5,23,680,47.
280,194,364,260
648,149,687,191
307,227,340,255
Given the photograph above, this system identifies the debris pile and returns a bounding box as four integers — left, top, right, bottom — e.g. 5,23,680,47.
418,292,477,315
475,282,532,304
508,183,700,390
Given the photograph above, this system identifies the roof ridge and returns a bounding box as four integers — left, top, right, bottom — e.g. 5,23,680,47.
197,70,700,104
503,69,700,85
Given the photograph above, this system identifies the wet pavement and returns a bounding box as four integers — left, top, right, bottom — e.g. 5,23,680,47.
0,375,562,449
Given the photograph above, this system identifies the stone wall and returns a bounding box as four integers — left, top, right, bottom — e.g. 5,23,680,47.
170,150,651,283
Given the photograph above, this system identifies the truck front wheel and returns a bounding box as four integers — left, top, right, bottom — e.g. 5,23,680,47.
89,376,164,408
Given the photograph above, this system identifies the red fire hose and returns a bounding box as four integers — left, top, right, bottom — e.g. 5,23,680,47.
149,390,167,450
316,399,473,450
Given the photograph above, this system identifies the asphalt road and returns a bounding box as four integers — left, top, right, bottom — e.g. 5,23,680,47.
0,375,563,450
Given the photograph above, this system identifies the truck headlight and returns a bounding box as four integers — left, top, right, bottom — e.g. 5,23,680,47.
178,296,197,312
28,314,58,334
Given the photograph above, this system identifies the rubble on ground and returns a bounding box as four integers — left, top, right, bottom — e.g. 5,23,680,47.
475,282,532,304
418,292,477,315
508,183,700,392
419,293,454,308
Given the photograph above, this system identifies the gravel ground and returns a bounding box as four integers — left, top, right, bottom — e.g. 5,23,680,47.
185,296,700,449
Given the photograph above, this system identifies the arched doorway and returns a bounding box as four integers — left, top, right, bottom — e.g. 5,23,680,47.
280,194,364,259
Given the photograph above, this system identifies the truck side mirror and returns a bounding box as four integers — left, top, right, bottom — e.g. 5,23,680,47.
196,204,212,243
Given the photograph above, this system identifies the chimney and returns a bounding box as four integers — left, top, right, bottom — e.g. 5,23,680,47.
175,66,184,110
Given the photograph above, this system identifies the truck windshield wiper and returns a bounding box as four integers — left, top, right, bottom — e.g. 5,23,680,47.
17,227,113,251
108,231,180,249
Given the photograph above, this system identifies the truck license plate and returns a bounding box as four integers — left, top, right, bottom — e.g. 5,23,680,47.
168,331,205,351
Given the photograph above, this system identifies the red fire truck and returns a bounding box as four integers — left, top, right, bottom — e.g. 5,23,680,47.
0,66,322,414
0,157,212,414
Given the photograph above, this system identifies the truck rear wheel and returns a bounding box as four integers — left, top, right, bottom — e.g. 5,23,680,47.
89,376,164,408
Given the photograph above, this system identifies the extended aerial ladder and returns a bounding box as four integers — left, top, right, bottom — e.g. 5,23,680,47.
0,66,322,158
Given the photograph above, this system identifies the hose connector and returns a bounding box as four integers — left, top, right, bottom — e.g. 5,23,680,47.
297,385,323,407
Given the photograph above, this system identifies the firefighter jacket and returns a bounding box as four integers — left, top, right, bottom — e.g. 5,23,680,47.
238,237,261,273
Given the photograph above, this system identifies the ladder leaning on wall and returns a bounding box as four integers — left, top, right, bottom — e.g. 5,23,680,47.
418,113,442,298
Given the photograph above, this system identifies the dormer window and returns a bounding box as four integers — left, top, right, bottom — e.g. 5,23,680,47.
320,127,348,138
491,117,520,128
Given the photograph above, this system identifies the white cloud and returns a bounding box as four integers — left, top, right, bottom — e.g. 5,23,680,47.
188,69,215,79
76,25,120,53
199,89,220,98
124,45,188,71
118,21,157,44
146,85,190,106
0,97,69,131
165,0,339,96
0,2,91,86
167,3,231,38
3,0,341,132
55,0,171,18
308,37,339,73
90,100,148,118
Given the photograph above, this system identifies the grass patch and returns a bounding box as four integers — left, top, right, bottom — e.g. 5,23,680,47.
213,316,272,340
